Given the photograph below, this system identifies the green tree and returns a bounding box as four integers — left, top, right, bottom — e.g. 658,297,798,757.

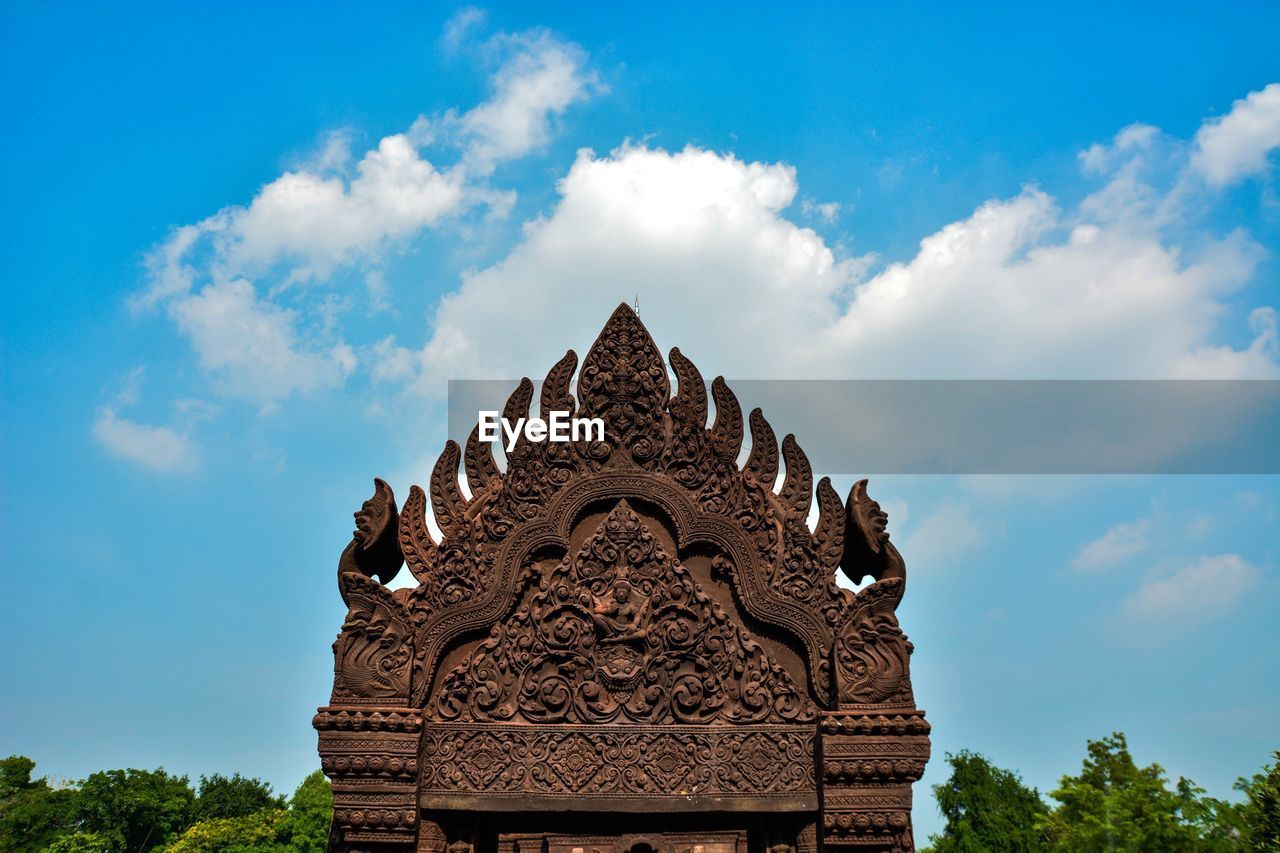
1236,750,1280,850
276,771,332,853
194,772,284,821
924,750,1048,852
1040,732,1231,852
162,808,287,852
46,831,114,852
74,767,195,851
162,770,331,853
0,756,40,800
0,755,77,852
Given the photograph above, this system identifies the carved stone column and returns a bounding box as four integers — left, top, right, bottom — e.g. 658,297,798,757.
315,704,421,851
823,481,932,852
819,708,930,852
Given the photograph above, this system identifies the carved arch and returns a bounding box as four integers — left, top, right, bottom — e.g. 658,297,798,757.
411,470,836,705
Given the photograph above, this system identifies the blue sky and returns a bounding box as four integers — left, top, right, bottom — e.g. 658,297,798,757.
2,1,1279,840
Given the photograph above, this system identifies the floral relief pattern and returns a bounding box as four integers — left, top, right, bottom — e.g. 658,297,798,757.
420,725,815,799
435,501,816,725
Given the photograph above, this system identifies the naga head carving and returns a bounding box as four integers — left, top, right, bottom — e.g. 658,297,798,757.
850,478,889,556
354,477,396,549
338,476,402,593
841,478,905,596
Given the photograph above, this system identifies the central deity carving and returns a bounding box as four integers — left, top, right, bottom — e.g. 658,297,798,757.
436,501,816,725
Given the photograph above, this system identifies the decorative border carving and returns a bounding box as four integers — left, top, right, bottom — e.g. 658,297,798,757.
317,704,421,851
819,710,931,736
419,723,817,811
821,709,928,852
314,706,423,733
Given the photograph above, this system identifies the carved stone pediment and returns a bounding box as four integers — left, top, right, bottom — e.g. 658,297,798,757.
317,304,929,853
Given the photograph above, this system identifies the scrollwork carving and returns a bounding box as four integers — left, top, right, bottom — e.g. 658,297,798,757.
436,501,815,725
835,579,913,706
332,572,414,701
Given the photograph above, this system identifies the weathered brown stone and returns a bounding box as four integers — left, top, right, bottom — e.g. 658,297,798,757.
318,304,929,853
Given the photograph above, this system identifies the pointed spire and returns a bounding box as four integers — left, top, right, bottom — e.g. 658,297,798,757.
577,304,671,466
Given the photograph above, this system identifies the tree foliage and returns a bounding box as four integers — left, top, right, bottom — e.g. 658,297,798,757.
73,767,196,851
275,770,334,853
45,831,115,852
0,755,77,852
164,808,288,852
923,736,1277,853
163,771,331,853
1039,732,1238,852
194,772,284,821
1236,750,1280,851
0,756,331,853
925,750,1048,852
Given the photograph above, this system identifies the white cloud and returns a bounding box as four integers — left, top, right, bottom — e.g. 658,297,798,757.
451,30,599,176
92,408,199,473
217,133,465,284
170,279,356,404
801,199,842,222
901,499,989,569
1079,122,1160,175
400,127,1277,389
442,7,487,54
1121,554,1261,640
135,20,597,405
396,144,868,384
1193,83,1280,187
1072,518,1152,572
133,44,1277,436
370,336,417,384
141,133,466,299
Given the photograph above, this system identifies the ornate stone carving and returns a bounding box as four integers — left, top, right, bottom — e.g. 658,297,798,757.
316,304,929,853
820,709,930,852
835,478,916,703
332,571,414,701
436,501,815,726
419,724,816,809
834,579,913,706
338,477,402,586
317,703,421,850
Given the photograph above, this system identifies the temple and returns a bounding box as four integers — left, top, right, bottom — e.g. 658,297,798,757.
316,304,930,853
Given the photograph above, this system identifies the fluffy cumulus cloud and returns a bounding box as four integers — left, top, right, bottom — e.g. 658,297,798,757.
392,144,869,383
133,18,597,408
1193,83,1280,187
1072,518,1153,572
400,84,1280,385
1120,553,1261,641
92,408,199,473
452,31,599,176
169,279,357,402
118,44,1280,475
